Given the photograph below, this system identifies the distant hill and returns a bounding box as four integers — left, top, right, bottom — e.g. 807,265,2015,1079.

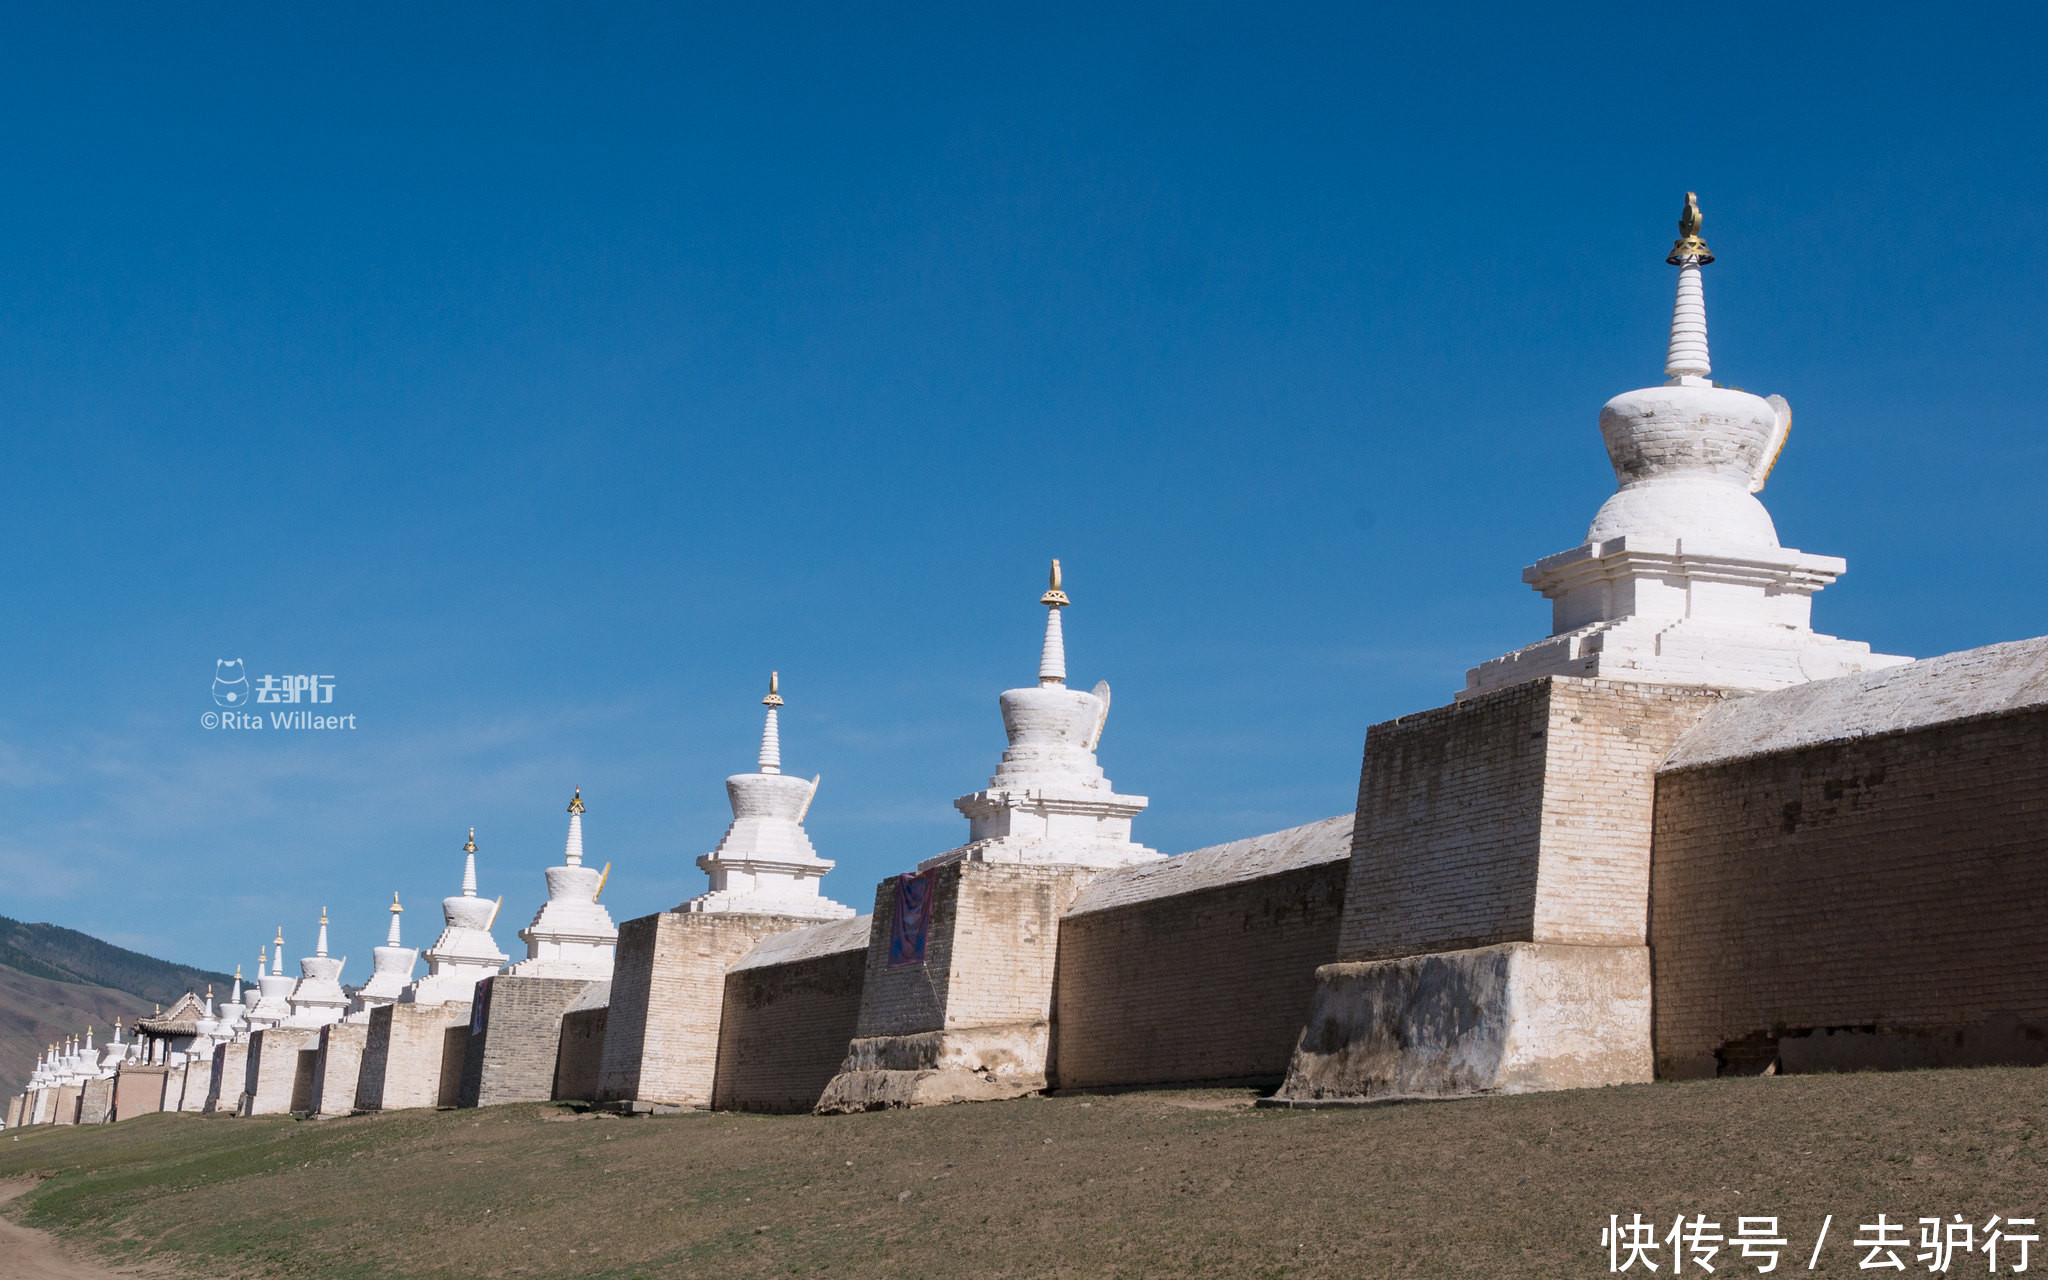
0,916,234,1104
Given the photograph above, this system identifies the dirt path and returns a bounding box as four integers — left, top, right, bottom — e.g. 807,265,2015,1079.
0,1179,182,1280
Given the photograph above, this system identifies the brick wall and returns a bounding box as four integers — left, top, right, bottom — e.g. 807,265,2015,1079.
551,983,609,1102
77,1077,113,1124
597,912,815,1108
1053,818,1351,1089
1340,678,1722,962
1652,704,2048,1077
355,1002,472,1112
245,1027,321,1116
712,915,871,1113
309,1022,369,1117
113,1064,167,1120
52,1083,79,1124
171,1059,211,1112
205,1043,246,1114
458,976,595,1108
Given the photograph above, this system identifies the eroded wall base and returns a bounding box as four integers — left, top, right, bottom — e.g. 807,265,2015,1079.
817,1024,1049,1112
1274,942,1651,1103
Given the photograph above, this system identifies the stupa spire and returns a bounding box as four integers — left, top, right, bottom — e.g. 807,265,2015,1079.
758,672,784,774
230,965,242,1003
462,828,479,896
1664,191,1714,384
1038,558,1070,686
564,789,586,865
387,891,404,945
316,908,329,958
272,928,285,975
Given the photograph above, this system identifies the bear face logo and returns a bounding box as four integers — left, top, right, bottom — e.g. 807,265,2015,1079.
212,659,250,708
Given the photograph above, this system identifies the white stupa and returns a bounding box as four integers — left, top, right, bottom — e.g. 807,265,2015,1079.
216,965,249,1039
245,934,296,1029
284,909,350,1027
508,790,620,978
349,893,418,1016
98,1020,130,1075
404,829,509,1005
681,674,855,920
1466,193,1909,697
922,560,1162,871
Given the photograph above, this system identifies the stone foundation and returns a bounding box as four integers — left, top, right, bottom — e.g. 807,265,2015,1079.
458,975,597,1108
1274,942,1651,1102
1277,678,1716,1102
354,1001,472,1112
818,861,1096,1112
308,1022,369,1118
596,911,817,1110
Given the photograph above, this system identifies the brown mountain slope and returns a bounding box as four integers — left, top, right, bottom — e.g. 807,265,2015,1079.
0,965,157,1102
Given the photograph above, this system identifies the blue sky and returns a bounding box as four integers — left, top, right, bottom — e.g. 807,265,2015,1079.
1,4,2042,973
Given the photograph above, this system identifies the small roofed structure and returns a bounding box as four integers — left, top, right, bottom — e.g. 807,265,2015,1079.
135,992,209,1066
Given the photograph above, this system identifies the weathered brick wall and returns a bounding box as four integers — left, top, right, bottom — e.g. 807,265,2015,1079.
355,1002,472,1112
51,1083,80,1124
245,1027,321,1116
309,1022,369,1117
458,976,595,1108
5,1094,23,1127
850,863,1090,1042
597,912,815,1107
172,1059,211,1112
113,1064,168,1120
1052,817,1352,1089
1339,678,1722,962
713,915,871,1113
1652,704,2048,1078
291,1049,319,1114
551,984,609,1102
205,1043,246,1114
77,1077,113,1124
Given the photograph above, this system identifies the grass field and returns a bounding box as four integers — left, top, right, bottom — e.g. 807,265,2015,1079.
3,1068,2046,1279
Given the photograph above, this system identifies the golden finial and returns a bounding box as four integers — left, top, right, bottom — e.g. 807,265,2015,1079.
257,947,266,967
567,787,585,815
206,984,213,998
464,827,478,853
1040,558,1070,608
233,963,242,980
763,671,784,709
319,906,328,925
391,891,403,913
274,926,284,947
1667,191,1714,265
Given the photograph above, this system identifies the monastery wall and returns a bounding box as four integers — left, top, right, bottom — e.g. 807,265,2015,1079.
309,1022,369,1118
6,1095,23,1127
171,1060,211,1112
458,975,596,1108
77,1077,113,1124
355,1001,471,1112
113,1064,168,1120
1052,816,1351,1090
243,1027,321,1116
551,982,609,1102
597,911,816,1109
713,914,870,1113
205,1043,246,1114
1650,638,2048,1077
52,1083,79,1124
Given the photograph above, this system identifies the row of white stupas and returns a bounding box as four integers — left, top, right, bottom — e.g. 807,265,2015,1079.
26,192,1902,1094
126,559,1159,1068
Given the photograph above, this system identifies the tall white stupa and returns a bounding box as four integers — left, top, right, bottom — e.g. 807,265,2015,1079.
404,829,510,1005
680,673,854,920
244,934,295,1029
508,790,620,978
349,893,417,1016
216,965,248,1039
284,908,350,1027
1465,193,1909,697
922,560,1162,871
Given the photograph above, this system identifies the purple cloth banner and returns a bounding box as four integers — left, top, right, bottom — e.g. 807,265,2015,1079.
887,869,939,967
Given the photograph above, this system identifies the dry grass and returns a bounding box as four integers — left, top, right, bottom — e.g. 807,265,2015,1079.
3,1068,2046,1279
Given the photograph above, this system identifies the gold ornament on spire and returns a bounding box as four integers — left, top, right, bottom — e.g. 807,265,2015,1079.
464,827,478,853
320,907,328,925
1040,558,1070,608
1667,191,1714,265
274,926,284,946
391,891,402,913
763,670,784,708
568,787,585,815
